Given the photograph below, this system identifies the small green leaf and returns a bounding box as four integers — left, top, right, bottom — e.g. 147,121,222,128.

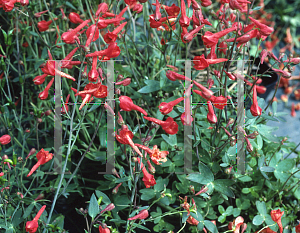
88,193,99,219
95,190,111,204
256,201,267,216
218,205,225,214
204,220,218,233
138,80,160,93
253,215,265,225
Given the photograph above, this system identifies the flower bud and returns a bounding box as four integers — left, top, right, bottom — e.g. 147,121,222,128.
18,157,23,163
44,110,52,116
189,185,195,194
37,118,43,123
147,160,155,174
112,168,120,178
100,203,115,214
26,148,36,160
247,131,259,139
25,129,30,133
225,166,233,174
112,183,122,194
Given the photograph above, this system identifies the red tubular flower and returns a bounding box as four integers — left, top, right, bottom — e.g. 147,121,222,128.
25,205,46,233
27,149,53,177
61,19,91,44
62,94,70,115
99,225,110,233
144,116,178,135
272,68,291,79
260,49,268,64
179,0,190,28
135,144,169,165
283,57,300,64
202,26,237,48
41,61,76,81
85,25,99,51
34,10,48,18
33,74,48,85
193,54,228,70
114,6,128,26
182,24,205,43
195,185,208,195
119,96,148,115
166,70,192,82
86,42,121,59
270,209,284,233
207,101,217,124
210,95,228,110
104,22,127,44
95,2,109,17
147,160,156,173
33,74,47,85
97,17,125,29
154,0,161,21
224,70,236,81
201,0,212,7
75,83,107,110
193,80,214,99
37,20,53,32
149,15,176,29
181,112,194,126
244,137,253,152
88,56,99,82
115,78,131,86
128,209,149,220
69,12,83,24
229,0,250,12
0,135,11,145
250,85,262,117
207,45,217,59
116,125,144,157
112,182,123,194
100,203,115,214
159,97,184,115
142,167,156,188
291,103,296,117
161,3,180,16
38,77,54,100
249,17,274,36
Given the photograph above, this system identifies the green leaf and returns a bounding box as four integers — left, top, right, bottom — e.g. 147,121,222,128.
12,209,23,227
276,159,295,172
218,214,226,223
218,205,225,214
190,211,204,222
213,180,235,198
65,1,77,10
233,208,241,217
225,206,233,216
95,190,111,204
23,203,34,218
186,162,214,185
88,193,100,219
132,223,151,232
260,166,275,172
256,201,267,216
138,80,160,93
161,134,176,146
253,215,265,225
204,220,218,233
140,189,156,201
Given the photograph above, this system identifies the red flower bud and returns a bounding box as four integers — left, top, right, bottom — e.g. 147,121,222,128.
0,135,11,145
128,209,149,220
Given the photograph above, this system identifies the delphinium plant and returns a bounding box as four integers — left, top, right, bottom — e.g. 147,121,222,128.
0,0,300,232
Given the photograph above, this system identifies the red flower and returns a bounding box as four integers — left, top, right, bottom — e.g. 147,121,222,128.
97,17,125,29
207,101,217,124
291,103,296,117
115,125,144,157
159,97,184,115
75,83,107,110
69,12,83,24
202,26,237,48
128,209,149,220
260,49,268,64
166,70,191,82
182,24,205,43
193,80,214,99
181,112,194,126
141,167,156,188
119,96,148,115
270,209,284,233
143,116,179,135
86,42,121,59
85,25,99,51
112,183,123,194
193,54,228,70
34,10,48,18
25,205,46,233
99,225,110,233
41,61,76,81
27,149,53,177
0,135,11,145
103,22,127,44
61,19,91,44
88,56,99,82
154,0,161,21
249,17,274,36
179,0,190,28
115,78,131,86
95,2,109,17
135,144,169,165
37,20,53,32
250,85,262,117
38,77,54,100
